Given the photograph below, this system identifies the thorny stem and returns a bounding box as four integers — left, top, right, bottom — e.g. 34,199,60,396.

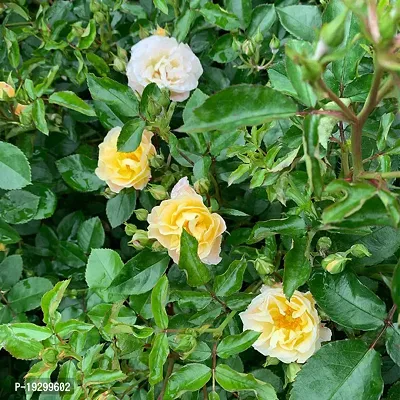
361,171,400,180
369,304,397,349
212,341,218,392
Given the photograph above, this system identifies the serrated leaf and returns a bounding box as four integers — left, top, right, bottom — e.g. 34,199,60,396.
214,259,247,297
0,255,23,290
291,340,383,400
163,364,211,400
41,280,70,326
309,270,386,331
0,141,31,190
77,217,105,252
117,118,146,152
106,188,137,228
32,98,49,135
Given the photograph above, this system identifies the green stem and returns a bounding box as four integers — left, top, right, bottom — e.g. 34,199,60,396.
361,171,400,180
351,122,364,177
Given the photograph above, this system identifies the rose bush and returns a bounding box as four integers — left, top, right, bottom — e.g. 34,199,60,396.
0,1,400,400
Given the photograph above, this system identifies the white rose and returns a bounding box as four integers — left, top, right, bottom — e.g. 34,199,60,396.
126,35,203,102
240,285,332,363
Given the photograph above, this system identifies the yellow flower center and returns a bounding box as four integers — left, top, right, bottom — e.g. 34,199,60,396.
273,307,302,330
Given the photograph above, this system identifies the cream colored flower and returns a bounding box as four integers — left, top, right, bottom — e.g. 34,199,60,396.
95,127,156,193
126,35,203,102
240,285,331,363
0,82,15,99
147,177,226,264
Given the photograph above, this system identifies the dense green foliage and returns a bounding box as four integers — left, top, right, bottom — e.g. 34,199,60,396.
1,0,400,399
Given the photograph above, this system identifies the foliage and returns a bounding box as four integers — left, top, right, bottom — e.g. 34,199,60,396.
0,0,400,399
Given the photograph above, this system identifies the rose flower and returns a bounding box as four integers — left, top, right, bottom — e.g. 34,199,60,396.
240,285,331,363
126,35,203,102
147,177,226,264
95,127,156,193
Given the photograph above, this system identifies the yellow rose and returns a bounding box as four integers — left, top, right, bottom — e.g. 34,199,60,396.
0,82,15,99
95,126,156,193
240,285,331,363
147,177,226,264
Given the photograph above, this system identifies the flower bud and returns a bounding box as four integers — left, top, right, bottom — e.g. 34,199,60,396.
94,11,105,23
284,363,301,384
0,243,6,252
317,236,332,253
269,35,280,54
159,88,170,108
322,253,350,274
113,57,126,73
169,334,197,353
232,37,241,52
117,46,127,61
301,59,323,82
150,154,164,169
125,223,137,236
254,256,275,276
15,103,27,116
134,208,149,221
350,244,371,258
148,184,168,200
154,26,168,37
194,178,210,195
90,0,101,13
319,11,347,49
252,29,263,44
129,229,150,250
41,348,59,366
242,39,255,56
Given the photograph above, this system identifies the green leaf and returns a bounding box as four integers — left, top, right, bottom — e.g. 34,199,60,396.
87,74,139,118
217,330,260,359
55,319,94,337
85,249,124,290
25,184,57,220
322,180,377,224
3,28,20,68
283,236,311,299
286,40,317,107
151,275,169,329
214,259,247,297
173,9,196,42
0,325,43,360
163,364,212,400
179,85,296,133
179,230,211,287
291,340,383,400
309,270,386,330
0,255,23,290
117,118,146,152
57,241,87,268
226,0,252,29
215,364,277,400
0,141,31,190
200,3,241,31
153,0,168,14
386,324,400,366
247,4,276,37
109,250,169,295
78,19,96,49
83,369,126,386
41,280,70,326
210,34,238,64
0,190,40,224
8,277,53,313
149,333,169,385
106,188,137,228
77,217,105,253
32,98,49,135
323,0,366,84
0,219,21,244
56,154,103,192
49,91,96,116
248,216,306,244
276,5,322,42
8,323,52,341
86,52,110,76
